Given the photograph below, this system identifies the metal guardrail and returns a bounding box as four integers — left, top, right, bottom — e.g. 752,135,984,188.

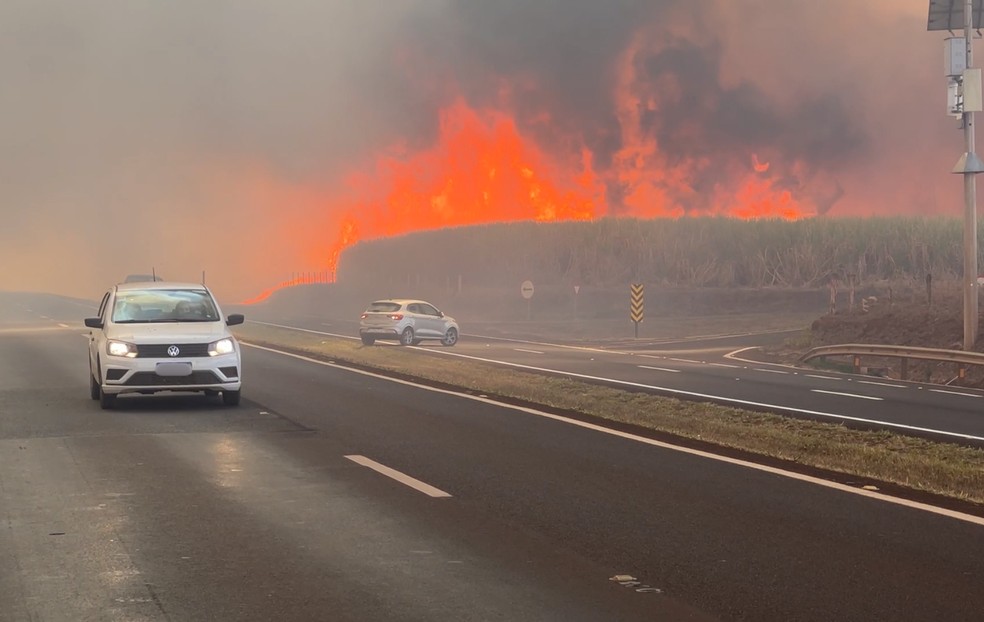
798,344,984,381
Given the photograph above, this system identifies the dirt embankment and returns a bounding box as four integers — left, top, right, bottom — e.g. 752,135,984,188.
776,286,984,386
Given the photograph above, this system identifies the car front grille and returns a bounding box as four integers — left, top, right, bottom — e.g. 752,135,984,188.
124,371,222,386
136,343,211,358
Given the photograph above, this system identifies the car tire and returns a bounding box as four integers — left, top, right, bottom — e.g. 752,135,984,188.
99,387,116,410
361,335,375,346
222,390,241,406
441,327,458,347
400,327,414,346
89,363,100,401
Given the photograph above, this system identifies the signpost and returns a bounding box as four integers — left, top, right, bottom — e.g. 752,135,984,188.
573,284,580,320
521,280,534,320
630,283,644,338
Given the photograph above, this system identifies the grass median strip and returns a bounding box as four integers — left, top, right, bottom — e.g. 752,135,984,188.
234,323,984,507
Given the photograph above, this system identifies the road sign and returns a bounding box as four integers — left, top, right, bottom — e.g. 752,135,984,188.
521,280,535,299
630,283,644,323
574,285,580,294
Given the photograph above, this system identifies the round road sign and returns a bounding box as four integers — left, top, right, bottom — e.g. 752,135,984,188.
521,280,535,299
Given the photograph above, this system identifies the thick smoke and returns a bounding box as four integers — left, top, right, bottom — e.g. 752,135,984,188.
0,0,958,299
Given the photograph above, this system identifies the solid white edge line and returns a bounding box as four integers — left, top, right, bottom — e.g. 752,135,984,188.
345,455,452,498
244,342,984,527
409,349,984,442
811,389,883,401
242,327,984,444
249,320,358,341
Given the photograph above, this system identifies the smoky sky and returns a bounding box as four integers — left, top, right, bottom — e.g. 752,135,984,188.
0,0,960,299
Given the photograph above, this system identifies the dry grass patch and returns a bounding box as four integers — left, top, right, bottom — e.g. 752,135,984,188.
235,323,984,506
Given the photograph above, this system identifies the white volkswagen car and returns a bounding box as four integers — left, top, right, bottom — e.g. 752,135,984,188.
85,281,244,409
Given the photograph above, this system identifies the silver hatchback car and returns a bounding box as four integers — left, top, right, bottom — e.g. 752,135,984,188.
359,299,459,346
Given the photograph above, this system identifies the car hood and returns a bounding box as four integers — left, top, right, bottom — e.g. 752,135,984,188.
107,322,232,343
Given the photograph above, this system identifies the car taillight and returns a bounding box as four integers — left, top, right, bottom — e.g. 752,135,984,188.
388,314,403,320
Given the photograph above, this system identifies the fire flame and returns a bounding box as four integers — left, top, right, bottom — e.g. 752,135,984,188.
243,33,819,302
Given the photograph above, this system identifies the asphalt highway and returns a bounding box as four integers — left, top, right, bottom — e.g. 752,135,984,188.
250,311,984,446
3,292,984,621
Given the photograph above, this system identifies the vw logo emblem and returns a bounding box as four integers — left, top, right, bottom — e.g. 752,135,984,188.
167,345,180,357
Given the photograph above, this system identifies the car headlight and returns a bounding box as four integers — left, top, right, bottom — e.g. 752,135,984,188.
107,340,138,358
208,338,235,356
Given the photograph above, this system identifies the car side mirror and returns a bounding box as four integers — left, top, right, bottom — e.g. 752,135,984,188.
84,317,103,329
226,314,245,326
439,311,445,317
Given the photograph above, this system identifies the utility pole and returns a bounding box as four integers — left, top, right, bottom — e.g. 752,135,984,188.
929,0,984,350
960,0,980,349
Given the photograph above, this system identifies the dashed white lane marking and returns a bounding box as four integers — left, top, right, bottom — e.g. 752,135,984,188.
930,389,982,399
514,348,545,355
58,323,70,328
805,374,841,380
246,343,984,527
754,368,790,375
638,365,681,373
811,389,883,401
709,362,740,369
857,380,906,388
345,455,451,498
668,357,700,364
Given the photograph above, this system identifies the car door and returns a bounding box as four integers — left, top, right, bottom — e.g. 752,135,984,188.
406,303,429,337
89,290,111,375
416,303,444,338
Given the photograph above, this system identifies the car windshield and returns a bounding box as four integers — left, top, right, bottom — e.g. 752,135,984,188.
112,289,219,323
366,302,402,313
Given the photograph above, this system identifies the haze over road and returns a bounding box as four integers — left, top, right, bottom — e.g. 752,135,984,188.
2,292,983,621
248,307,984,446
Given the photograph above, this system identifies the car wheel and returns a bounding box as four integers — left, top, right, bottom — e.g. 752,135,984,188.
441,327,458,347
361,335,375,346
400,327,414,346
99,387,116,410
222,390,241,406
89,362,100,401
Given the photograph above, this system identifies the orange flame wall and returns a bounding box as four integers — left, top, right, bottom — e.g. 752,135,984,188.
244,23,832,303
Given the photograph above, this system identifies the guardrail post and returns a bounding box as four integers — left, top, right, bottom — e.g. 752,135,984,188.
959,364,967,380
900,357,909,380
853,355,861,374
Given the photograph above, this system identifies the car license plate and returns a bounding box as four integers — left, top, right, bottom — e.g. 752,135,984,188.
155,362,193,377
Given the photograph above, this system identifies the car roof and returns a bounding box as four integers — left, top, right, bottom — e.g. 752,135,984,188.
370,299,431,306
116,281,212,293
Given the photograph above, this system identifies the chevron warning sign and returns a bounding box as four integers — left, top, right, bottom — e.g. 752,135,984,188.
630,283,644,324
